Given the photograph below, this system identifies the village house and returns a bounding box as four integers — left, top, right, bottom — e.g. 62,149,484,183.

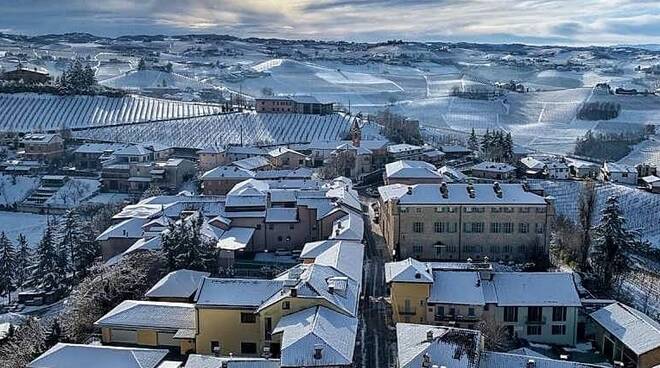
197,146,227,172
384,160,444,185
471,161,517,180
18,133,64,162
225,146,267,162
386,259,582,346
520,156,570,180
640,175,660,193
378,182,554,261
589,302,660,368
232,155,273,171
387,143,426,161
255,96,334,115
27,344,177,368
1,65,50,84
73,143,128,170
600,162,638,185
439,145,473,160
145,269,211,303
267,147,309,169
567,159,601,179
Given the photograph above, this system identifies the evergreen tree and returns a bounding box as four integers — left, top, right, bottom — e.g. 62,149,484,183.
58,210,84,281
15,233,31,288
468,128,479,152
31,225,61,293
590,196,634,290
161,212,216,272
480,129,491,158
0,232,17,303
503,132,514,162
82,64,96,88
137,58,147,70
74,221,100,279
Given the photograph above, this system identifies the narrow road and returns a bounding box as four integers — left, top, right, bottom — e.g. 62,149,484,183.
360,197,392,368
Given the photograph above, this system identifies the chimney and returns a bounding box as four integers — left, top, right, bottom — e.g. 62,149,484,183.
422,353,431,368
313,344,324,360
527,359,536,368
467,183,475,198
290,288,298,297
493,181,503,198
426,330,434,341
440,182,448,198
407,186,413,195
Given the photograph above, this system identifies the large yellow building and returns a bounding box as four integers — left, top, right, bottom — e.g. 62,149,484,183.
386,258,582,346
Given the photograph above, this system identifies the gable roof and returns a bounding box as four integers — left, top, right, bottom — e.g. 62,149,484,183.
273,306,357,367
590,302,660,355
385,160,442,179
397,323,481,368
472,161,516,173
479,352,607,368
200,165,255,180
378,183,547,205
95,300,195,331
385,258,434,284
195,278,283,308
28,343,169,368
232,156,271,171
184,355,279,368
145,269,210,300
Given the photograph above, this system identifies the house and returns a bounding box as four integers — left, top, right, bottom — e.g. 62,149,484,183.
268,147,308,169
18,133,64,162
255,96,334,115
150,158,196,190
640,175,660,193
232,156,273,171
589,302,660,368
386,260,582,346
439,165,468,183
600,162,637,185
384,160,444,185
303,139,389,168
636,164,657,179
73,143,128,170
225,146,267,162
2,65,50,84
471,162,517,180
520,156,570,180
145,269,211,302
184,355,280,368
95,300,197,355
396,323,604,368
197,146,227,172
378,182,554,261
99,144,177,193
200,166,256,195
439,145,473,160
27,344,175,368
387,143,425,161
329,143,374,180
567,159,601,179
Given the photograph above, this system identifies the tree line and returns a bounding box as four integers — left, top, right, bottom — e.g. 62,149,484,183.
574,130,644,161
576,101,621,121
468,128,514,163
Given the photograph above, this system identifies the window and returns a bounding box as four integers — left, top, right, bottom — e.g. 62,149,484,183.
517,245,526,253
436,246,443,255
491,207,502,213
468,307,475,316
268,224,274,230
503,223,513,233
277,236,283,242
473,222,484,233
241,313,256,323
416,208,422,213
449,307,456,316
552,306,567,322
413,222,424,233
256,224,261,230
435,207,444,213
437,306,445,316
447,223,457,233
536,207,547,213
552,325,566,335
282,301,290,310
503,306,518,322
519,223,529,233
434,222,444,233
447,207,457,213
413,245,423,253
519,207,530,213
535,223,545,234
503,207,514,213
528,307,543,322
241,342,257,354
211,341,221,354
527,325,542,335
490,222,501,233
400,207,409,213
289,224,295,230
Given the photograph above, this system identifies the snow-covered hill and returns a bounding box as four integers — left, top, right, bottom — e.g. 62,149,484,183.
73,112,383,148
0,93,223,132
99,70,215,91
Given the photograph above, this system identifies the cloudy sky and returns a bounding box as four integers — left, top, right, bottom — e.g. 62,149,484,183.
1,0,659,45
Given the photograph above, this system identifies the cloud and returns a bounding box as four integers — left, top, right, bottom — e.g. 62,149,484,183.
0,0,659,45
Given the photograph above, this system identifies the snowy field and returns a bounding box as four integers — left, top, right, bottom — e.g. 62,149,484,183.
73,112,384,148
617,136,660,166
531,180,660,247
0,211,49,247
46,178,100,208
100,70,217,91
0,93,223,132
0,175,39,207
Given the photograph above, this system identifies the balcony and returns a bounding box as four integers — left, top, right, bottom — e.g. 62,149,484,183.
399,308,417,316
434,314,480,323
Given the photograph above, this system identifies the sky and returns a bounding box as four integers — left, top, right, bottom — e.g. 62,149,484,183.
1,0,660,45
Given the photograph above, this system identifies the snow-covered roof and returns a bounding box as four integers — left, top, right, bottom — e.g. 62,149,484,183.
198,145,225,154
195,278,283,308
254,168,313,180
472,161,516,173
396,323,481,368
440,145,472,153
184,355,280,368
74,143,127,154
268,146,306,158
589,302,660,355
114,144,153,157
479,352,606,368
385,160,442,179
604,161,636,174
226,146,267,156
641,175,660,184
232,156,271,171
145,269,210,300
216,227,255,251
96,217,147,241
329,211,364,241
379,183,547,205
105,236,163,266
427,271,581,307
439,165,468,182
95,300,195,331
200,165,255,180
21,133,61,144
27,343,169,368
387,143,423,154
273,306,357,368
385,258,433,284
520,157,546,170
312,240,364,284
299,240,346,259
265,208,298,223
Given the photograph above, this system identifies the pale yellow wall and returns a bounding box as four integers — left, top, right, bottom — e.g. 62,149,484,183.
195,308,262,356
137,330,158,346
389,282,430,324
640,348,660,368
101,327,111,343
180,338,196,355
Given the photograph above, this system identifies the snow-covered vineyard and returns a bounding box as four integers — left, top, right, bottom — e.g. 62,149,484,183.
73,112,384,148
0,93,223,132
530,179,660,246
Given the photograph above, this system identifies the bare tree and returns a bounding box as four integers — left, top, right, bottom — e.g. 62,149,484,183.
478,317,515,352
319,150,356,180
578,180,596,269
0,317,47,367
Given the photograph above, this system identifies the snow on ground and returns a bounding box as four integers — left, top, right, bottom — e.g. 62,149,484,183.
99,70,216,91
73,112,384,148
84,192,131,205
0,211,49,247
617,136,660,166
46,178,100,208
531,179,660,247
0,174,39,207
0,93,224,133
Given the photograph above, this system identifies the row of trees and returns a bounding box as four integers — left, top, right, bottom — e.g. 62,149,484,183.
373,110,423,145
0,208,101,304
468,129,514,163
576,101,621,121
55,59,97,92
574,130,644,161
